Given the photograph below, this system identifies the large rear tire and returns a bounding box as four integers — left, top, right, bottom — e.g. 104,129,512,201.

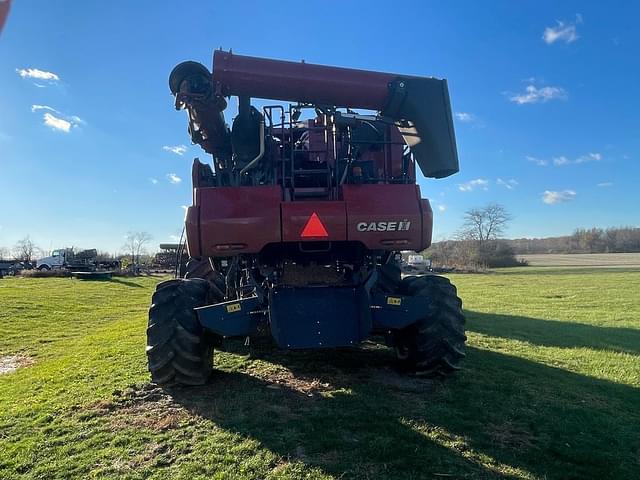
146,278,220,386
394,275,466,377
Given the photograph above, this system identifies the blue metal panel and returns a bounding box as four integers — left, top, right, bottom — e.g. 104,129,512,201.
195,296,261,337
269,286,372,348
370,292,430,330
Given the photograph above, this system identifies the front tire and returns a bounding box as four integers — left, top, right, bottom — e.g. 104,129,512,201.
146,278,220,386
394,275,466,377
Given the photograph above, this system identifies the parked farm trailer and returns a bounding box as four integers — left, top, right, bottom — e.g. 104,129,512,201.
147,51,466,386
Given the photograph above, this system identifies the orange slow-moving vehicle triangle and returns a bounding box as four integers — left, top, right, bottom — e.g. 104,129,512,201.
300,212,329,238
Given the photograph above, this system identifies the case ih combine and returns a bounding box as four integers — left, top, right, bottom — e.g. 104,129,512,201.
146,51,466,386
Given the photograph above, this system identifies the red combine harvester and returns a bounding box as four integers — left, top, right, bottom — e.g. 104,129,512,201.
146,51,465,386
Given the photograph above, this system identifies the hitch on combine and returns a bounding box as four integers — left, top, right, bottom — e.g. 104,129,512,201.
146,51,466,386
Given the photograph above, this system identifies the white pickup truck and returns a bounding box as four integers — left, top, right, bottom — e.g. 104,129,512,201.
405,254,432,272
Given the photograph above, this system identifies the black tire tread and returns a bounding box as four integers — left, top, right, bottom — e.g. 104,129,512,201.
396,275,466,377
146,278,222,386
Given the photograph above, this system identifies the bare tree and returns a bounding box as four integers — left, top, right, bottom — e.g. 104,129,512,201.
0,246,9,260
457,203,512,244
13,236,38,263
123,231,152,265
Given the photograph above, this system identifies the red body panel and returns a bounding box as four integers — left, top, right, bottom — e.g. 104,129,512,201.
197,186,281,255
342,184,425,250
190,184,432,256
185,206,201,257
420,199,434,249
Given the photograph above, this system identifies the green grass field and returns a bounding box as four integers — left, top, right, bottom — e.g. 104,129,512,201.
1,269,639,479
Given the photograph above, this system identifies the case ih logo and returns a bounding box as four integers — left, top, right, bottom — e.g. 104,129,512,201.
356,220,411,232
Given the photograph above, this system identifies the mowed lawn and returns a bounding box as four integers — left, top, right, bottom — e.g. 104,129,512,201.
0,269,639,479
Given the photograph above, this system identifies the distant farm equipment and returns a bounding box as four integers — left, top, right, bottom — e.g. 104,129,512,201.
152,243,187,273
36,248,119,272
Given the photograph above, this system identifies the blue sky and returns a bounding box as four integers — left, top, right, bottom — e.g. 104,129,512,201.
1,1,638,254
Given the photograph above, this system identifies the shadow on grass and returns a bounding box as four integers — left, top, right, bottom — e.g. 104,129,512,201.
467,310,640,355
168,342,640,479
107,278,144,288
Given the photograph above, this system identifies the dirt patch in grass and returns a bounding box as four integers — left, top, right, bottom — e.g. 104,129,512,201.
0,354,33,375
87,383,191,433
244,363,335,396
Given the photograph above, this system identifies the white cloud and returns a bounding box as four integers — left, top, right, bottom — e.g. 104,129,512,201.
496,178,518,190
458,178,489,192
16,68,60,82
508,85,567,104
149,178,158,185
69,115,86,125
542,190,576,204
167,173,182,184
43,113,72,133
454,112,474,122
597,182,613,188
553,156,571,166
575,152,602,164
531,152,602,167
169,234,181,242
163,145,188,156
526,155,548,166
33,106,83,133
437,205,446,212
543,15,582,45
31,104,58,113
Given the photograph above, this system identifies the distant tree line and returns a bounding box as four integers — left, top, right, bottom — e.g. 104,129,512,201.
426,226,640,268
505,227,640,254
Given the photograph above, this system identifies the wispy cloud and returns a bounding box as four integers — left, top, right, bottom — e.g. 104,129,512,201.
16,67,60,82
458,178,489,192
526,155,548,166
31,104,58,113
149,178,158,185
542,190,576,204
454,112,474,123
437,204,447,212
163,145,188,156
508,85,567,105
167,173,182,184
32,105,84,133
530,152,602,167
597,182,613,188
575,152,602,164
543,15,582,45
496,178,518,190
43,113,72,133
